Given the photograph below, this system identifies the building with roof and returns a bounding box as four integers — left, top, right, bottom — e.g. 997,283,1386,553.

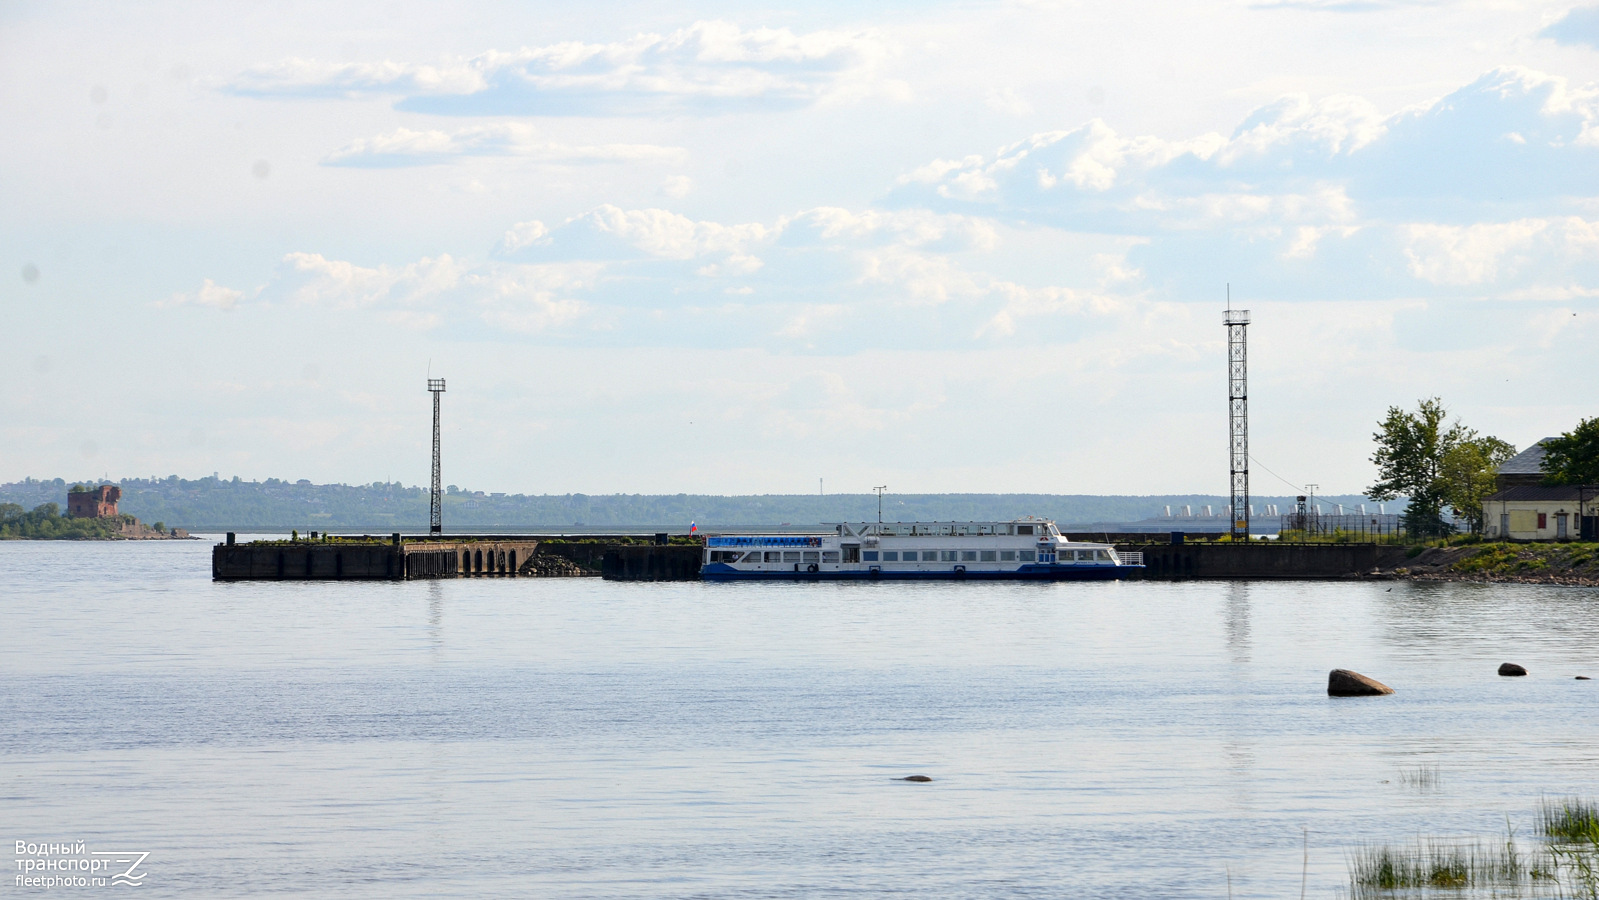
1481,440,1597,540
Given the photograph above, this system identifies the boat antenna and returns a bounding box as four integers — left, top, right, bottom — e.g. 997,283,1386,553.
873,485,888,523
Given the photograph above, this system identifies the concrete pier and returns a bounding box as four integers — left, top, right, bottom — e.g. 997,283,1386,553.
1123,540,1410,579
212,534,544,581
211,533,1411,582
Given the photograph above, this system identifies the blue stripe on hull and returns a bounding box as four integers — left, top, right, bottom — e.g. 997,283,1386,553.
701,563,1141,582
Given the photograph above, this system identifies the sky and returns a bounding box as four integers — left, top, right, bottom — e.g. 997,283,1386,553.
2,0,1596,496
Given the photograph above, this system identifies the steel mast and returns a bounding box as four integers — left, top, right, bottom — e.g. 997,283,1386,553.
428,378,446,535
1224,303,1250,541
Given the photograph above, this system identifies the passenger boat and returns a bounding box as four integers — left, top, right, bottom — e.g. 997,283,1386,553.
700,518,1144,581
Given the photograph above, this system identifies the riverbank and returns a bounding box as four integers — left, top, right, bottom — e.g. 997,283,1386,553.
1389,541,1599,586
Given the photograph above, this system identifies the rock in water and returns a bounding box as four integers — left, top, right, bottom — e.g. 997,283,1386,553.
1498,663,1528,676
900,775,933,782
1577,676,1591,681
1327,669,1395,697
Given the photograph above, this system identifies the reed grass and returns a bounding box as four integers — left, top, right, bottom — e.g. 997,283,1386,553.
1399,765,1443,791
1348,840,1525,897
1540,798,1599,843
1347,807,1599,899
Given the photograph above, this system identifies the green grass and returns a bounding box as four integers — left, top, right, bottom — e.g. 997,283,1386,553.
1346,801,1599,898
1348,839,1526,896
1541,798,1599,843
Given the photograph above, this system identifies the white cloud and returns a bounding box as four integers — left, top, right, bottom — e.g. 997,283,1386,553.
497,204,771,263
259,252,465,309
227,20,896,116
659,175,694,198
892,67,1599,230
322,124,685,167
160,278,244,310
1403,217,1599,286
1541,5,1599,50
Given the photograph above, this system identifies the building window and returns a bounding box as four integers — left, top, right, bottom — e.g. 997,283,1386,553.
1538,513,1548,530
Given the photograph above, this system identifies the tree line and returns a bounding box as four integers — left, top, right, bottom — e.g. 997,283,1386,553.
1368,400,1598,536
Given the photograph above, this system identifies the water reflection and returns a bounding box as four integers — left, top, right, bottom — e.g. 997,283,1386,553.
1226,580,1252,665
427,579,443,660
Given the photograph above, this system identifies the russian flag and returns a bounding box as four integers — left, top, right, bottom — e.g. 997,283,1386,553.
689,521,698,533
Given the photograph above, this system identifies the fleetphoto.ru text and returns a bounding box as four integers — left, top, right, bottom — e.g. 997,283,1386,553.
14,841,149,889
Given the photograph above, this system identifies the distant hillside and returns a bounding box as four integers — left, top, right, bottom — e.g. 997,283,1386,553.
0,476,1393,533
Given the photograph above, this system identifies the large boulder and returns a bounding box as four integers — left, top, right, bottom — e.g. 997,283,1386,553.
1328,669,1395,697
1498,662,1528,676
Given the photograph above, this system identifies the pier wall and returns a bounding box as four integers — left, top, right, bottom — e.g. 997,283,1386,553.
1125,541,1411,579
212,537,543,581
601,545,703,581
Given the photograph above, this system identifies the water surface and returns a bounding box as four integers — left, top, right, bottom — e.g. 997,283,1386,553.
4,540,1597,897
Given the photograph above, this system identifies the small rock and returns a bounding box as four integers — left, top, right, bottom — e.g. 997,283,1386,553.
1498,663,1528,677
1328,668,1395,697
899,775,933,782
1577,676,1591,681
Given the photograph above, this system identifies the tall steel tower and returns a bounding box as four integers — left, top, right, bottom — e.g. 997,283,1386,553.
428,378,446,535
1224,307,1250,540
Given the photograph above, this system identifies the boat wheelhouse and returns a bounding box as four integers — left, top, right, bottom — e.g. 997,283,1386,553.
701,518,1143,581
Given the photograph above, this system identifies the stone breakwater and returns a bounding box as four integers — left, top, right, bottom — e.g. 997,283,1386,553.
1385,543,1599,586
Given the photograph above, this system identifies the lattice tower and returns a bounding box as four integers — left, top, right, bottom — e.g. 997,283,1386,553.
1224,309,1250,540
428,378,446,535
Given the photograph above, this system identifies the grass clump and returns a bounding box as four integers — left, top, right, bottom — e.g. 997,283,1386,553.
1541,798,1599,843
1399,765,1442,791
1349,839,1530,897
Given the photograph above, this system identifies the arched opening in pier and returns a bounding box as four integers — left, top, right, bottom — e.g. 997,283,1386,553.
474,549,483,573
509,550,516,574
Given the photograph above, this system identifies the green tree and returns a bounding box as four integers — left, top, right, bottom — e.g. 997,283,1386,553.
1541,417,1599,485
1440,436,1517,533
1367,398,1468,537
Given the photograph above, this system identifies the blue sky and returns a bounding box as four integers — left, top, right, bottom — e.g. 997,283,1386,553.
3,0,1596,495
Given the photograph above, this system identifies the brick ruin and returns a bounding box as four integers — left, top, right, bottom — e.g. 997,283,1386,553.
67,484,120,518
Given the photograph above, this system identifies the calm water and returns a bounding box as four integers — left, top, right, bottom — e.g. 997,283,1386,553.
4,539,1598,898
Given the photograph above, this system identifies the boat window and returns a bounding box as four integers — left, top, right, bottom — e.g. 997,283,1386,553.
961,550,977,562
1017,525,1034,535
882,551,898,561
822,551,840,563
1000,550,1016,561
919,551,934,561
1072,550,1087,562
980,550,997,562
1095,549,1113,562
1019,550,1036,562
783,551,801,562
803,551,820,563
862,551,878,562
765,552,781,563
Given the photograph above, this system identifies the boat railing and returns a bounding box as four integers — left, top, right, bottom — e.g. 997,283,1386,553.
1115,551,1144,567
